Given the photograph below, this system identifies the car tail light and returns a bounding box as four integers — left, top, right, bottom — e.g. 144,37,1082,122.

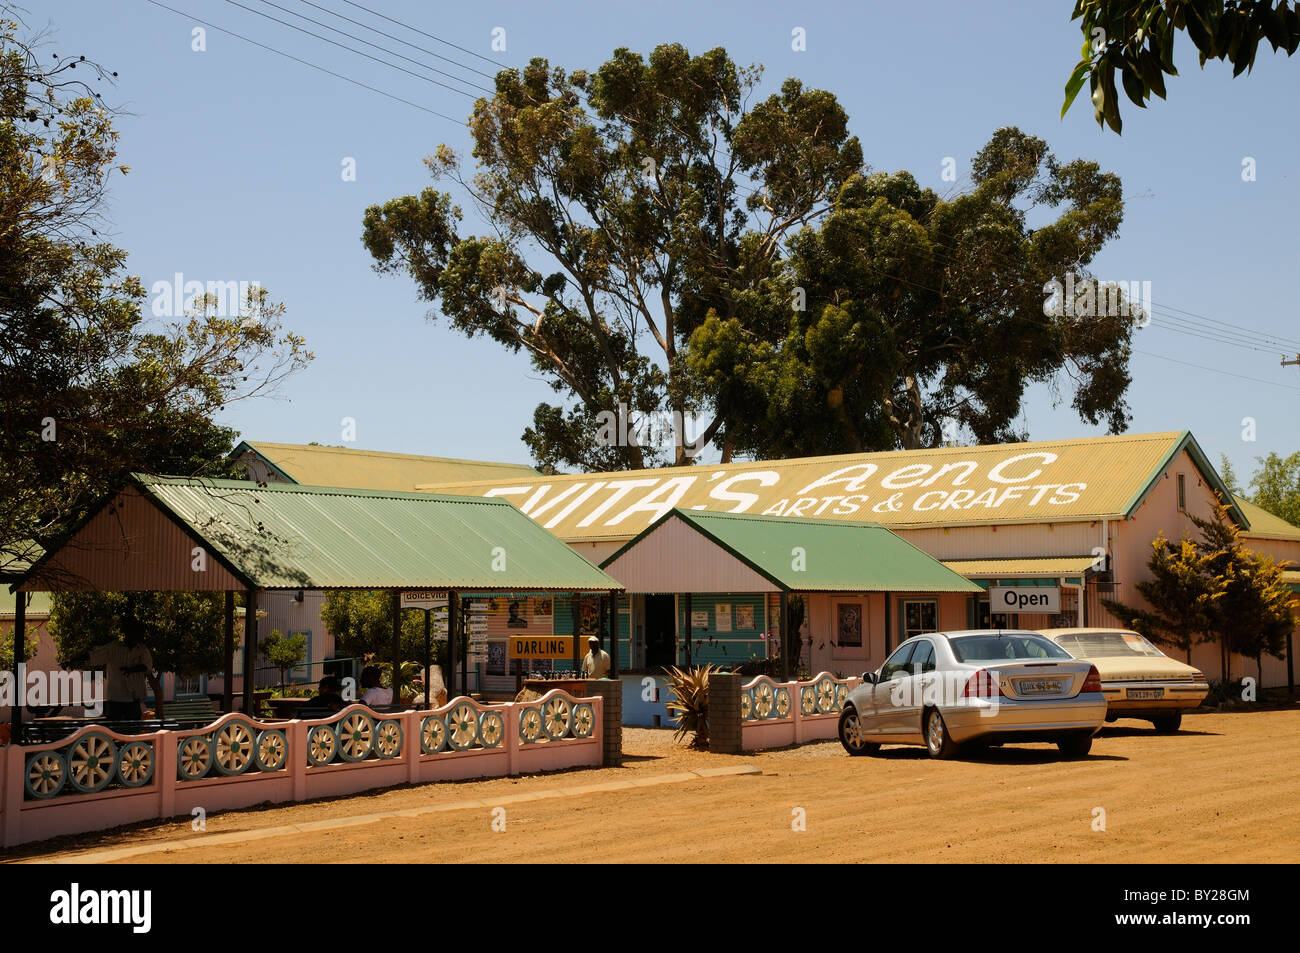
963,669,1002,697
1082,665,1102,693
1191,672,1207,683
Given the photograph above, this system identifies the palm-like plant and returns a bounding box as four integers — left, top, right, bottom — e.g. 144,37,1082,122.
664,664,726,749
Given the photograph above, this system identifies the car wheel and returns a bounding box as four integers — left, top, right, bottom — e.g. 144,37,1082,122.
1152,712,1182,733
838,706,879,757
924,708,959,760
1057,735,1093,759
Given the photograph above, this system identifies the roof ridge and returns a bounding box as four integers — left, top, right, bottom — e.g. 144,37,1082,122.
133,474,515,505
244,441,535,470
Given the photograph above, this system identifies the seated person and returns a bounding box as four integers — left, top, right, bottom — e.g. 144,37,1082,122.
360,666,393,708
312,675,347,712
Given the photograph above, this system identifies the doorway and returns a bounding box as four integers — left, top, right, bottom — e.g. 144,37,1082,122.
643,594,677,670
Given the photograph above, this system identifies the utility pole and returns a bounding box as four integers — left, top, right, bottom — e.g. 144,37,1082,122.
1283,354,1300,369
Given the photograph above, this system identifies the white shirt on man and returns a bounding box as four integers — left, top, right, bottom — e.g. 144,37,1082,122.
87,641,152,702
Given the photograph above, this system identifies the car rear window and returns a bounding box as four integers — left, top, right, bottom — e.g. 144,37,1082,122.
950,634,1072,662
1054,633,1165,658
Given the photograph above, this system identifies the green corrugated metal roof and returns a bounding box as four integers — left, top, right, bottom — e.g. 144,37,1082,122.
1,591,51,617
136,476,620,592
604,509,981,593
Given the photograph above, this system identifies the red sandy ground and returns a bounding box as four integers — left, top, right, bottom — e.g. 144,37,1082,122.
9,709,1300,864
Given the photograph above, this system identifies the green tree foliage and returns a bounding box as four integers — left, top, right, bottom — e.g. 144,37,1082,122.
366,47,1134,466
691,128,1134,454
1064,1,1300,133
0,11,312,577
1240,451,1300,527
47,591,237,678
1103,535,1221,661
319,591,447,666
260,628,306,688
1188,504,1293,683
363,45,863,469
1105,504,1292,680
0,619,38,669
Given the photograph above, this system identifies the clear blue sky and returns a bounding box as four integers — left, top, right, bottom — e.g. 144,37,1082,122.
43,0,1300,483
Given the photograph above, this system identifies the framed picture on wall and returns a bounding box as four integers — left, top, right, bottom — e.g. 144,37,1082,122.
836,604,863,647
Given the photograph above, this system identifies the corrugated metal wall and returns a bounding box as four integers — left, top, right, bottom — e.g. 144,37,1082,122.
676,592,768,667
25,488,243,592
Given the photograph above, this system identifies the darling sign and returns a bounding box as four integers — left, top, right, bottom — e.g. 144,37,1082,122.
477,449,1096,536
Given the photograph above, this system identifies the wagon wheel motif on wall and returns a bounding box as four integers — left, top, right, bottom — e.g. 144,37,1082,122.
833,683,848,712
25,751,67,799
255,729,288,772
116,741,155,787
447,703,480,750
177,735,214,780
753,680,775,719
519,707,542,744
815,677,836,713
213,720,256,776
337,712,375,762
571,703,595,739
740,690,753,721
800,686,818,716
374,720,403,759
306,724,339,766
68,731,117,793
420,715,447,754
774,687,792,718
542,696,572,740
478,711,505,748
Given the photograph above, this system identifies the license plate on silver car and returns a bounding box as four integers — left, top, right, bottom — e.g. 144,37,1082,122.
1128,688,1164,700
1017,678,1065,695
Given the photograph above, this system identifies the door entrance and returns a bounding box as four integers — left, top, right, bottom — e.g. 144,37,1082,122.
643,594,677,670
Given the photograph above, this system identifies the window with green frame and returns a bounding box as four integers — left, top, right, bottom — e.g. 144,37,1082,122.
901,599,938,642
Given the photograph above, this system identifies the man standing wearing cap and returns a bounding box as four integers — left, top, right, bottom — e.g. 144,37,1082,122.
581,636,611,679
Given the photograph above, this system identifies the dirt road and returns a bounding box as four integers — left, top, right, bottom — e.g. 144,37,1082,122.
14,709,1300,864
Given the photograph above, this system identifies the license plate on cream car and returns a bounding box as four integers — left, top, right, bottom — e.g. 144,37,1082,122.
1128,688,1165,700
1017,678,1065,695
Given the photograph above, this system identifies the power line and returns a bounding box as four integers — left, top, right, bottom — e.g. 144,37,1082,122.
248,0,492,93
294,0,498,81
1133,349,1300,393
143,0,466,122
221,0,485,99
340,0,509,70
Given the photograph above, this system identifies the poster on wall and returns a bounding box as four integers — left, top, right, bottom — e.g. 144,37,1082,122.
577,597,600,637
487,641,505,676
735,605,755,629
690,610,709,629
836,603,863,647
506,598,529,628
534,597,553,618
714,603,732,632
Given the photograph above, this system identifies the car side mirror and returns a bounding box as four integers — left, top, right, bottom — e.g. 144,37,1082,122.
861,672,877,684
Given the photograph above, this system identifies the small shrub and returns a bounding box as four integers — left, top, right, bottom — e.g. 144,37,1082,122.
664,664,727,749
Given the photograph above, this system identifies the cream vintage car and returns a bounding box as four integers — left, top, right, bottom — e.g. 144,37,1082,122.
1036,628,1208,733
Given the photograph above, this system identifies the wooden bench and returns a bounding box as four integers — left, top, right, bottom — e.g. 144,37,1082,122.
157,696,221,728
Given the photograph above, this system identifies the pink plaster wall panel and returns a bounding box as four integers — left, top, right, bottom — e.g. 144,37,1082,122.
1,691,606,847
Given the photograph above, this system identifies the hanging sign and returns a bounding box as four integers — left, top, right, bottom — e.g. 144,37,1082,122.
989,586,1061,613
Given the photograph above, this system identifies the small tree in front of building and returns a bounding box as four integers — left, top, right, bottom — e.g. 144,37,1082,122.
1189,505,1293,685
260,628,306,689
1105,504,1293,683
0,624,39,671
1103,535,1222,664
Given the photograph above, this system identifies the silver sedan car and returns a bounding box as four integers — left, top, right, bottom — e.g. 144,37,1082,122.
838,630,1108,759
